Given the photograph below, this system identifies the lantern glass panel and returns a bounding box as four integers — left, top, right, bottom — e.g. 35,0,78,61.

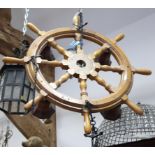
11,101,18,112
0,86,3,100
4,86,12,99
29,89,34,100
6,71,15,84
0,73,4,100
19,102,25,112
0,74,5,85
15,70,24,83
25,77,30,86
3,101,9,112
23,87,29,101
13,86,21,99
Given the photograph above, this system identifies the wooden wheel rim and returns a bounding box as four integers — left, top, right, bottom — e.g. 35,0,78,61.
25,27,133,113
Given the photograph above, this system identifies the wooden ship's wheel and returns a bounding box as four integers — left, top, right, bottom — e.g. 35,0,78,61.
2,11,152,134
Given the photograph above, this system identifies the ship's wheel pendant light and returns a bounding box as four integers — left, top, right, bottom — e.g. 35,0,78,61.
2,10,152,134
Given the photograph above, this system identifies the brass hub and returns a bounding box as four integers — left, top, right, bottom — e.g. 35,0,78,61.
62,53,98,79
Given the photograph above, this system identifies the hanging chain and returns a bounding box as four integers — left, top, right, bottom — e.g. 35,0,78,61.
84,101,103,147
22,8,30,36
19,8,30,57
84,113,103,147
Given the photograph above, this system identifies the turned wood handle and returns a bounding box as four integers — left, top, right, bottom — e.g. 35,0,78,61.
73,15,80,27
55,73,71,88
48,38,68,57
133,68,152,75
94,76,114,93
100,65,124,73
83,110,92,134
27,23,44,36
122,96,144,115
41,60,63,67
80,80,88,100
92,43,110,59
3,57,25,64
114,33,125,43
24,94,44,110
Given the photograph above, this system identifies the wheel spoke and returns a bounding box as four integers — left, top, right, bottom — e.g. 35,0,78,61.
39,59,63,68
27,23,46,36
50,73,71,89
122,95,143,115
79,79,88,100
132,67,152,75
92,75,114,93
99,65,124,73
24,90,47,110
73,11,84,54
48,38,70,58
91,43,110,59
75,33,84,54
24,94,44,110
3,57,25,65
113,33,125,44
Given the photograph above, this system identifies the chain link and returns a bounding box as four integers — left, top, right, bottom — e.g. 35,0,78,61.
22,8,30,36
18,8,30,57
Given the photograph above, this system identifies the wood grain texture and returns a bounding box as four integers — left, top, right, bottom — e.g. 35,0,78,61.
0,9,33,57
6,113,53,146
